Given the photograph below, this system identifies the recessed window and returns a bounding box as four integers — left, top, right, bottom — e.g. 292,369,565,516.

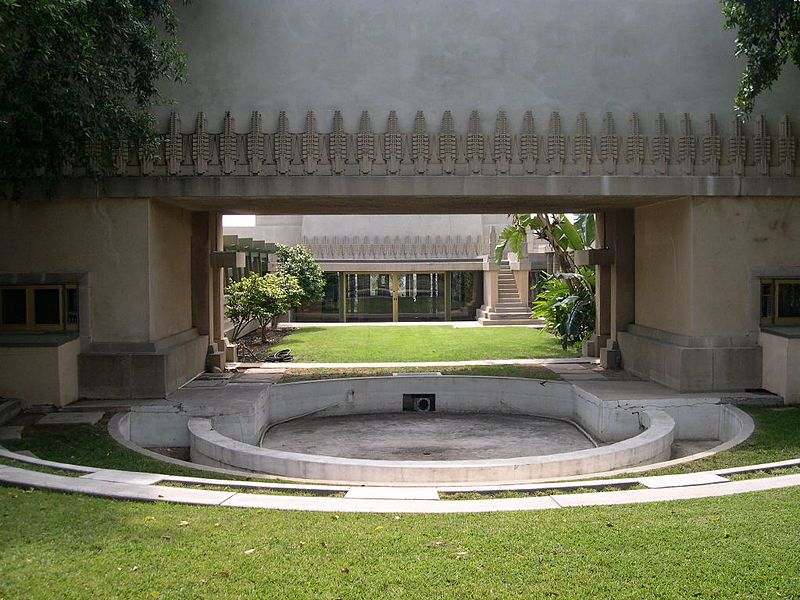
65,285,79,330
761,278,800,325
0,284,78,332
33,288,61,325
1,288,27,325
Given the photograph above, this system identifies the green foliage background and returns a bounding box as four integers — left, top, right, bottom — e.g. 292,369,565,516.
0,0,187,182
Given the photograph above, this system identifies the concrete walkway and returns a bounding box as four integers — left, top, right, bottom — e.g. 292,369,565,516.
2,444,799,513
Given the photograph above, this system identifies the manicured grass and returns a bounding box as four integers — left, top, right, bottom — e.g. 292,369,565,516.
278,365,561,383
638,405,800,476
0,456,80,477
2,487,800,598
160,482,347,498
271,326,578,362
2,421,279,482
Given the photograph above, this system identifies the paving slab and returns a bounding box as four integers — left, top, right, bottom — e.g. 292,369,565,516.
222,493,561,513
1,463,800,513
559,373,607,381
82,469,165,485
37,411,104,426
234,370,285,383
345,487,440,500
639,473,730,488
0,467,236,505
0,426,24,441
552,475,800,507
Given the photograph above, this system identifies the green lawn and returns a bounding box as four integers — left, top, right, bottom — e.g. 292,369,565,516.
1,487,799,598
272,326,578,362
1,420,260,482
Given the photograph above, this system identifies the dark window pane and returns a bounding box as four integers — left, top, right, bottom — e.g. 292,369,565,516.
1,288,27,325
777,282,800,319
760,282,774,320
34,288,60,325
450,271,483,320
296,273,341,322
66,287,79,325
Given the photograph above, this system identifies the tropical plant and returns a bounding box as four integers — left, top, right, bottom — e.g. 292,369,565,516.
224,272,304,343
721,0,800,115
274,244,326,309
496,213,597,347
532,269,596,349
496,213,595,291
0,0,188,188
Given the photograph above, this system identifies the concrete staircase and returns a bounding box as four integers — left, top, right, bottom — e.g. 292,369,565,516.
477,266,540,326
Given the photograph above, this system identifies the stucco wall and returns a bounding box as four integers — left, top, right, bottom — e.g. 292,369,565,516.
690,197,800,338
0,339,80,407
226,214,511,247
148,201,193,340
155,0,800,129
635,199,693,337
0,198,151,343
759,332,800,404
635,196,800,340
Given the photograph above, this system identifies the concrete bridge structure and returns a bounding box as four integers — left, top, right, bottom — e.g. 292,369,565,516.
1,0,800,406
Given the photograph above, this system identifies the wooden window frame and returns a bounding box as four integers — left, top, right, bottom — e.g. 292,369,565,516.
0,284,76,332
774,279,800,325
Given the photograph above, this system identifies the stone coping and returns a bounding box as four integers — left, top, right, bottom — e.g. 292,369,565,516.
761,326,800,339
0,332,79,347
110,408,755,486
115,378,756,484
187,409,675,484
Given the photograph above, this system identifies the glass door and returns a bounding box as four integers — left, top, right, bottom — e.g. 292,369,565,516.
345,273,394,322
397,273,446,321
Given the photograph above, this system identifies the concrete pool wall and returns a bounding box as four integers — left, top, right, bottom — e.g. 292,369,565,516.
120,376,754,484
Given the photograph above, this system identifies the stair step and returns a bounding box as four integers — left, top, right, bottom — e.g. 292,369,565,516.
479,318,540,326
484,313,533,319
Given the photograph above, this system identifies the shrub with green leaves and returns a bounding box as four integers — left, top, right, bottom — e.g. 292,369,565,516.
274,244,326,308
225,273,304,342
532,269,596,349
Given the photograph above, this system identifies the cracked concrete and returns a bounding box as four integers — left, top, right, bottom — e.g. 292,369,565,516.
261,413,595,460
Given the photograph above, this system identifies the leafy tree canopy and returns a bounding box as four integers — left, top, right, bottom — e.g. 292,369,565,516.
0,0,187,182
274,244,326,308
224,272,303,343
722,0,800,114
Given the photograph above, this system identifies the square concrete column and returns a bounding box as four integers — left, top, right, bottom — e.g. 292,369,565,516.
599,209,635,368
191,212,213,338
211,212,225,345
191,211,227,371
584,212,611,358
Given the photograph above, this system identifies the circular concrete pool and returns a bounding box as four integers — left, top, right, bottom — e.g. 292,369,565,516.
184,376,681,484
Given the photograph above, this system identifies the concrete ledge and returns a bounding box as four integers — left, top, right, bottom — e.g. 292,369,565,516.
187,408,674,484
618,325,762,392
78,330,208,399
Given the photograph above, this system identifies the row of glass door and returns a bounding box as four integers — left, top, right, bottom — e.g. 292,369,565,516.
295,271,482,322
345,273,445,321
